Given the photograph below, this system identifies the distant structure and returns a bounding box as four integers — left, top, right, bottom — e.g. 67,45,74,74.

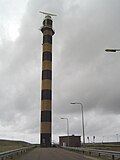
40,11,56,146
59,135,81,147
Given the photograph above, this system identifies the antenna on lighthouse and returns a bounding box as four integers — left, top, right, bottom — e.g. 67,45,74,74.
39,11,57,17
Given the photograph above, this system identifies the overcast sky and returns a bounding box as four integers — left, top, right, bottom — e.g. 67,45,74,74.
0,0,120,144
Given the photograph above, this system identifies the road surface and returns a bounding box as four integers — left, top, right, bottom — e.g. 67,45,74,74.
17,148,101,160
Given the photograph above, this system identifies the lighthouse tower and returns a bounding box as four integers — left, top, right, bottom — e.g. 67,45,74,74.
40,12,55,146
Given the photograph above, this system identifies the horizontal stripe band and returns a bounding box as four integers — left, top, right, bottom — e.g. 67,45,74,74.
43,43,52,52
41,90,52,100
41,111,51,122
42,61,52,70
43,35,52,44
42,70,52,80
41,122,51,133
41,100,51,111
42,80,52,90
43,52,52,61
41,133,51,145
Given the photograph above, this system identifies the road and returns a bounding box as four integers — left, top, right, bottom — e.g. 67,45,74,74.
17,148,101,160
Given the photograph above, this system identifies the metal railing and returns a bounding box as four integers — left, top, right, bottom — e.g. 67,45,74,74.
0,146,35,159
63,147,120,160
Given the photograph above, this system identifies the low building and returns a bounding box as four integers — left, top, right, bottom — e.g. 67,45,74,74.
59,135,81,147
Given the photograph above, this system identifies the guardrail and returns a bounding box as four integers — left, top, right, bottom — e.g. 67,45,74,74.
0,146,35,159
63,147,120,160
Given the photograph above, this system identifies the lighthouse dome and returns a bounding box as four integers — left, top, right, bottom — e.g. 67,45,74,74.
43,15,53,27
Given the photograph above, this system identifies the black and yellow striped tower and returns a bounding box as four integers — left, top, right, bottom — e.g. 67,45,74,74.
40,13,55,147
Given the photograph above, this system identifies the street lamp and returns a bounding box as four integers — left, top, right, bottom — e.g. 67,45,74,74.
61,117,69,146
105,49,120,52
70,102,85,144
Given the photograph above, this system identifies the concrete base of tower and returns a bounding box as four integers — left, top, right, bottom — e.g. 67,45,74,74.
40,133,51,147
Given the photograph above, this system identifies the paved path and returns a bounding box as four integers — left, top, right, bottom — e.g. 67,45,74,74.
17,148,101,160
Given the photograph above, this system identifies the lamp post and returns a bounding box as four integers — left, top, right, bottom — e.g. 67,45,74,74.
70,102,85,144
61,117,69,146
105,49,120,52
